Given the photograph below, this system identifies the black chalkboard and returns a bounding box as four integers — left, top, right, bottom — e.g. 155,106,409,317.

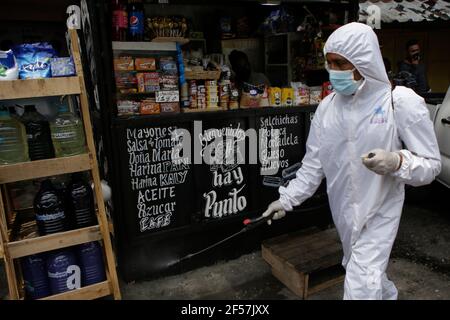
255,112,305,210
116,122,194,238
194,118,250,222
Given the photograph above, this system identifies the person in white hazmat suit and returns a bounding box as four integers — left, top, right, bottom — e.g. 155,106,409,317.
262,22,441,300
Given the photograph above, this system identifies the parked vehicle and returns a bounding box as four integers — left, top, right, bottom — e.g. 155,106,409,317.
425,86,450,188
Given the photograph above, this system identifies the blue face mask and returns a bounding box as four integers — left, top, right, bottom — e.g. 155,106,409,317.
328,68,362,96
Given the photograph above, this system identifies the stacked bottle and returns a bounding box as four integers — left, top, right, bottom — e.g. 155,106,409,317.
34,179,67,236
66,173,97,229
21,253,51,299
50,102,86,157
21,105,55,161
0,107,29,164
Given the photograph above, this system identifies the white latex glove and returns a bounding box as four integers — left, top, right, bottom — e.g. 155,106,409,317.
361,148,402,175
262,200,286,225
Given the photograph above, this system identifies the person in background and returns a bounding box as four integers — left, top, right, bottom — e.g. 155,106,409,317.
398,39,430,95
261,23,441,300
228,50,270,89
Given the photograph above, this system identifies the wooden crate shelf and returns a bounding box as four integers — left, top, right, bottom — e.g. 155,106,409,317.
0,153,92,184
40,280,111,300
7,225,102,259
0,77,81,100
0,29,121,301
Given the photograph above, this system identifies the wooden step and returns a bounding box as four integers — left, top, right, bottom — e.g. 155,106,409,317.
0,153,92,184
262,227,345,299
0,77,81,100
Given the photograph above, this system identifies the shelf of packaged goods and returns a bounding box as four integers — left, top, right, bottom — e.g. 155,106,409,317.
0,153,92,184
7,225,102,259
40,280,112,300
0,77,81,100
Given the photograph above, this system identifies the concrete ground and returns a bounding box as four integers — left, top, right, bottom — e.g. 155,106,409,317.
1,182,449,300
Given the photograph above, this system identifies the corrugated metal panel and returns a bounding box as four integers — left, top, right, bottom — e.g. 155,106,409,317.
359,0,450,23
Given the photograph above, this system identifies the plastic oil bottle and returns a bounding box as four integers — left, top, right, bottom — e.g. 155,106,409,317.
50,99,86,157
34,179,67,236
66,172,97,229
21,105,55,161
0,106,29,164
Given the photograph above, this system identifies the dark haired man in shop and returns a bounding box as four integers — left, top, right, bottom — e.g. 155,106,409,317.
228,50,270,89
398,39,430,95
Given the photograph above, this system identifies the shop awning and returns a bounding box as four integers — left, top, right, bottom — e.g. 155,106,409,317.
359,0,450,23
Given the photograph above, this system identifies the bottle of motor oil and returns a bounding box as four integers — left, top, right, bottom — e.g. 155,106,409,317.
21,253,51,299
46,249,81,295
21,105,55,160
76,241,106,286
66,173,96,229
34,179,67,236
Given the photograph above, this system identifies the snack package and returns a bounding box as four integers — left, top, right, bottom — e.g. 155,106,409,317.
259,86,270,107
240,91,261,108
269,87,282,107
50,57,76,77
160,102,180,113
137,73,146,93
309,86,322,104
160,74,178,90
229,83,240,109
13,43,57,79
0,50,19,80
114,56,134,71
140,99,160,114
159,56,178,75
281,87,294,107
291,82,310,106
115,71,137,89
135,57,156,71
117,100,140,116
137,73,160,93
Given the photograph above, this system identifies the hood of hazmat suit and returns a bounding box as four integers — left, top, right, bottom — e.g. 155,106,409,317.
278,22,441,299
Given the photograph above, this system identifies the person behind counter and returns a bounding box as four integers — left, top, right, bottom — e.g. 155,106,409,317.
398,39,430,95
228,50,270,89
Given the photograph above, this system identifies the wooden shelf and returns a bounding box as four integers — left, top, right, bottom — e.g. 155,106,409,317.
185,70,221,80
152,37,189,45
0,153,92,184
181,107,227,113
40,280,111,300
0,245,3,258
0,77,81,100
7,225,102,259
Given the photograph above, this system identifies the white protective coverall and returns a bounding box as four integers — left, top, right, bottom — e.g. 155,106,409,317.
278,23,441,300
